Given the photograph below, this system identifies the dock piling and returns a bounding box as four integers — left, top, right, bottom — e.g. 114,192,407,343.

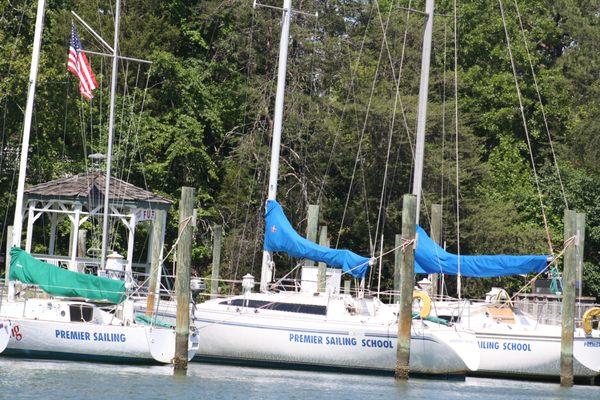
304,204,319,267
560,209,583,387
146,209,166,317
210,224,222,297
394,234,401,303
317,225,328,292
173,187,195,372
430,204,442,296
396,194,417,380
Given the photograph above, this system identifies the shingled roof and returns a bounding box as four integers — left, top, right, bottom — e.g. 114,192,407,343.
24,171,171,207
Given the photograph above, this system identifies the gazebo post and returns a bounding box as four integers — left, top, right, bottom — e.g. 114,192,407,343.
146,220,154,275
25,201,35,253
69,202,82,271
125,208,137,287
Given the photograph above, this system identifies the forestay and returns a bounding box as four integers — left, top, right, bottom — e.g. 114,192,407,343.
9,247,126,304
414,226,548,277
263,200,372,278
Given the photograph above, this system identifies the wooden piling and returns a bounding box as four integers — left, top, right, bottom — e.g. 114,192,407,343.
560,209,578,387
430,204,442,296
394,234,401,303
146,209,166,317
576,212,586,309
210,225,222,297
304,204,319,266
396,194,416,380
174,187,195,371
317,225,328,292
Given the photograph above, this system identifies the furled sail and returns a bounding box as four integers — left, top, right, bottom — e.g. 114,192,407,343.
414,226,548,277
9,247,126,304
263,200,372,278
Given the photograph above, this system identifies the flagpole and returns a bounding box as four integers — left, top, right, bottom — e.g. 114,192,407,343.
8,0,46,301
100,0,121,270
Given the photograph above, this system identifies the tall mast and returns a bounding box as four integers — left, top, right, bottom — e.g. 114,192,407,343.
100,0,121,270
411,0,434,223
9,0,46,300
260,0,292,292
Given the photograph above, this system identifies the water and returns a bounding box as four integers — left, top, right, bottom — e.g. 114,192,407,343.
0,358,596,400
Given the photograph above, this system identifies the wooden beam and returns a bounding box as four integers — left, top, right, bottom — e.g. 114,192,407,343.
304,204,319,266
560,209,578,387
394,234,401,302
210,225,223,297
317,225,328,292
174,187,195,372
396,194,416,380
430,203,442,296
146,209,166,317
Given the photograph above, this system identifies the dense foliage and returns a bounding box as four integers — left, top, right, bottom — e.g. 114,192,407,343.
1,0,599,300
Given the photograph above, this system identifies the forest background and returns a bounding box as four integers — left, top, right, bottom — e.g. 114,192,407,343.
1,0,599,300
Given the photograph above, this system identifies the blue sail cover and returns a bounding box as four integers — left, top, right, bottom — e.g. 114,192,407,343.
414,225,548,277
263,200,371,278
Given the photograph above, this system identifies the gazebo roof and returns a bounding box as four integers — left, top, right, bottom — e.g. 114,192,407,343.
24,171,172,209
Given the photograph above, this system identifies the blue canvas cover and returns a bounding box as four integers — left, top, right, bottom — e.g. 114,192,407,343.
414,226,548,277
263,200,372,278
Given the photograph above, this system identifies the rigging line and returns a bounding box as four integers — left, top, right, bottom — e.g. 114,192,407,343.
229,8,263,285
498,0,553,255
454,0,461,300
441,21,447,212
117,63,142,196
61,76,70,160
372,0,412,255
511,0,568,209
336,1,393,250
360,155,374,254
316,2,374,206
374,0,415,148
0,2,28,172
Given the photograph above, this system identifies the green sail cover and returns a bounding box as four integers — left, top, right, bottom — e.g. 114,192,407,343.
9,247,126,304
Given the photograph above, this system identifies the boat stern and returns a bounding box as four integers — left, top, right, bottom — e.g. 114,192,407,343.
0,320,11,354
424,326,481,373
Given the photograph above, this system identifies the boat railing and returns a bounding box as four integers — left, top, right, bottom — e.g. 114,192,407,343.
511,295,599,327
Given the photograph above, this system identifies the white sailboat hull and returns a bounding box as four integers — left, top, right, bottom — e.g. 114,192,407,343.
1,317,196,363
475,330,600,378
430,300,600,378
0,298,198,364
193,311,479,375
0,320,10,354
139,297,480,375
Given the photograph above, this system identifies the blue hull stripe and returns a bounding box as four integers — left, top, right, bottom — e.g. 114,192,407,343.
1,348,157,364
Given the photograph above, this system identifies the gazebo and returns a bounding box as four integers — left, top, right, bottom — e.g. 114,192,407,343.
17,171,171,280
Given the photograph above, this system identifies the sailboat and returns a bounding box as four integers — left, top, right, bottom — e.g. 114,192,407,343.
137,0,480,376
412,229,600,378
402,0,600,378
0,0,198,364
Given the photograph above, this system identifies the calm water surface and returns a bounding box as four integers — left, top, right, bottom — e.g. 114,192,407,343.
0,357,597,400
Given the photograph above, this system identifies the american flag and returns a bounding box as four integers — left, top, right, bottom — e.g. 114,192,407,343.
67,24,98,100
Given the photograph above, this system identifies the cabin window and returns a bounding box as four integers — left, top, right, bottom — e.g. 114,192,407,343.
69,304,94,322
219,299,327,316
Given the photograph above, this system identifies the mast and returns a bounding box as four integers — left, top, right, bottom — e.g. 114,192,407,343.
9,0,46,300
411,0,434,223
260,0,292,292
100,0,121,270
